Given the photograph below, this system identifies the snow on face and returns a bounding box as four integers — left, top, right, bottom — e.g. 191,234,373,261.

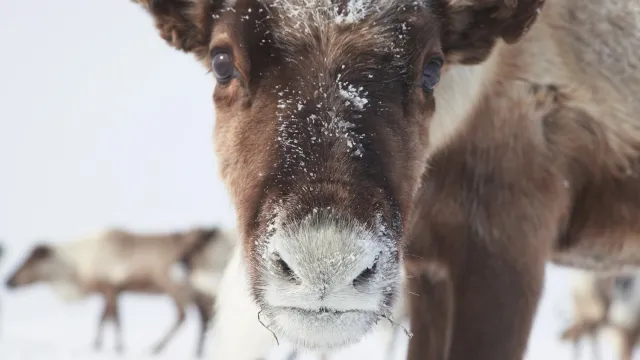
240,0,418,263
255,0,421,180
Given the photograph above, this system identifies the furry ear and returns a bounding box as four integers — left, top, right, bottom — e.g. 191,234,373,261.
438,0,546,64
132,0,220,60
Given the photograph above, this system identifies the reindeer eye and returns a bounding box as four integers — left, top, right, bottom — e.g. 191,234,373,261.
422,56,443,92
212,51,235,83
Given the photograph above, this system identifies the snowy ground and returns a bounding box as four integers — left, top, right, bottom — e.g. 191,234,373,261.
0,0,634,359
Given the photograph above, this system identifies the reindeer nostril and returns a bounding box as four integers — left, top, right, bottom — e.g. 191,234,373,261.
278,258,294,278
272,252,296,281
353,254,380,287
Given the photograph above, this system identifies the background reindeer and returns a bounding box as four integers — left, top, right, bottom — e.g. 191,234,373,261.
3,226,229,358
561,270,640,360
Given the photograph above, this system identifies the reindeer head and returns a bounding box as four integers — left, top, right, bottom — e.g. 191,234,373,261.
132,0,544,350
5,244,67,288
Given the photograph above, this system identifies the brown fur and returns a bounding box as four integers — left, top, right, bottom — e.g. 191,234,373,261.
4,226,226,358
130,0,640,359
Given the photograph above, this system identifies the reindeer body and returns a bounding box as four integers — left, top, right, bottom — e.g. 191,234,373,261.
35,229,190,299
129,0,640,359
5,226,226,357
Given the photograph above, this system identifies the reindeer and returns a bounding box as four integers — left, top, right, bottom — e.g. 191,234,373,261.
4,226,226,358
128,0,640,359
561,270,640,360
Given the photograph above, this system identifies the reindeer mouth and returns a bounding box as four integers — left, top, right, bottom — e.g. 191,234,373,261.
263,305,381,350
277,306,370,316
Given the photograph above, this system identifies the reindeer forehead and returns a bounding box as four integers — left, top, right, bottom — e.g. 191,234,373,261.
264,0,421,26
227,0,426,19
219,0,431,63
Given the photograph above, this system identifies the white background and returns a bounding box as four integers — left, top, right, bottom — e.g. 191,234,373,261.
0,1,626,359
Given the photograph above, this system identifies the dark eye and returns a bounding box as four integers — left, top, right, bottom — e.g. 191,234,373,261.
212,51,235,83
422,56,443,92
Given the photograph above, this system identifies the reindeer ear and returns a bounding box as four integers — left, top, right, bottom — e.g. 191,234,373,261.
132,0,219,59
439,0,546,64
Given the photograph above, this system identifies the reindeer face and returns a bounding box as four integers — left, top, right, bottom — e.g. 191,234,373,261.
5,244,59,288
210,1,439,348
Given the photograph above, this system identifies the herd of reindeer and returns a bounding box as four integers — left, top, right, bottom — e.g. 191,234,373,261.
1,231,640,359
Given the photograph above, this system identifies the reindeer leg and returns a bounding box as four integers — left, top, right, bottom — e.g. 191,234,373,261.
94,294,109,351
621,334,632,360
405,202,550,360
561,322,594,360
111,289,124,354
193,290,215,358
620,329,638,360
573,338,581,360
561,322,591,343
405,261,454,360
93,287,124,354
445,244,546,360
150,277,189,355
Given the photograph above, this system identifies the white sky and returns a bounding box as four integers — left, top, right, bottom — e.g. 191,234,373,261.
0,1,627,359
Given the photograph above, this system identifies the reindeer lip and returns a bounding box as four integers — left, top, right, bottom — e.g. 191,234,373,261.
276,306,370,316
265,306,381,350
